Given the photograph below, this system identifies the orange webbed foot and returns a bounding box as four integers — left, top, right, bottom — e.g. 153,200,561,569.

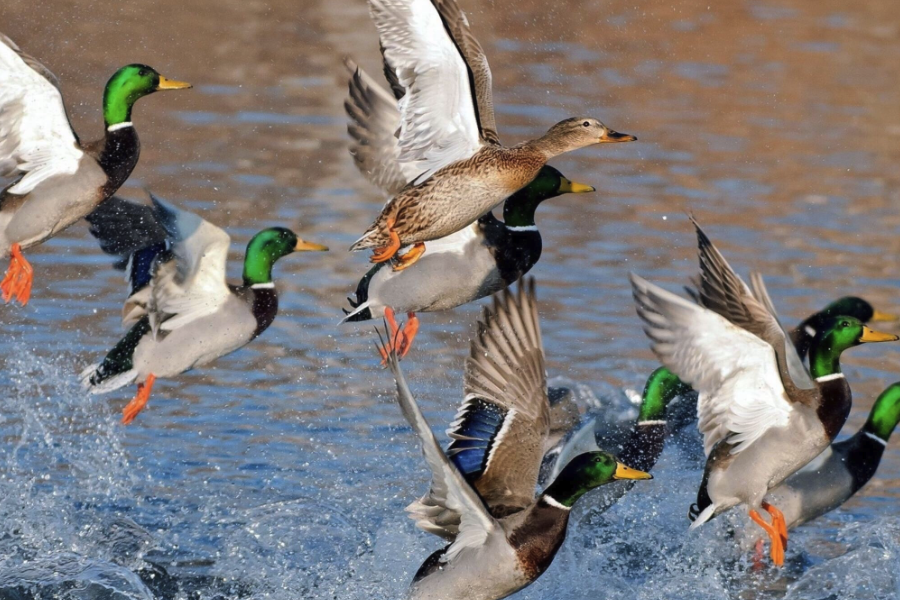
122,374,156,424
762,501,788,550
1,243,34,306
391,243,426,272
376,308,419,365
749,507,785,567
370,217,401,264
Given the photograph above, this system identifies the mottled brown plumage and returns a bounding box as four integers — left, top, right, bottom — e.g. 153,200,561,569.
351,120,635,258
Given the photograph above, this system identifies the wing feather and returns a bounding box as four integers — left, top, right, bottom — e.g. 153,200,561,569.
0,33,82,195
368,0,483,184
147,194,232,332
379,334,498,561
631,273,792,456
343,59,421,195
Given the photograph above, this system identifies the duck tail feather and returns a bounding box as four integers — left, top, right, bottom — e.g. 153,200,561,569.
689,504,717,529
340,301,373,324
80,366,138,396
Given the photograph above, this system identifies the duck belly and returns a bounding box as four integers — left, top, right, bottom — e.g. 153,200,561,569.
0,160,106,254
131,310,257,380
707,418,828,511
368,227,502,314
408,542,527,600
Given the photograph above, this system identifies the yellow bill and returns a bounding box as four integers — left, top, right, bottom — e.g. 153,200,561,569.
157,75,193,90
614,463,653,480
295,239,329,252
871,309,899,322
859,326,900,343
558,177,596,194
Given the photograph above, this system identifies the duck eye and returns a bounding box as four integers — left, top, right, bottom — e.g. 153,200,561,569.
841,320,850,328
582,121,591,127
138,69,148,77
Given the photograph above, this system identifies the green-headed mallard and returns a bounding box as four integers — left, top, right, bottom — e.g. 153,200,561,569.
377,279,651,599
81,194,327,423
630,219,898,566
791,297,897,361
348,0,634,270
746,382,900,547
0,33,191,305
543,367,692,487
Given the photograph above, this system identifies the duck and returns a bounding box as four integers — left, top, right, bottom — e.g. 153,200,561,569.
341,51,593,359
349,0,634,271
0,32,191,305
376,279,652,599
81,194,327,424
791,297,897,361
541,367,693,489
629,218,899,567
744,381,900,549
664,294,897,432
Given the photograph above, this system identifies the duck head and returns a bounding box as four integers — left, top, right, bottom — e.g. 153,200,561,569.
532,117,636,159
866,383,900,442
542,451,651,508
808,316,899,379
103,64,192,128
502,165,595,228
242,227,328,286
638,367,694,422
817,297,898,325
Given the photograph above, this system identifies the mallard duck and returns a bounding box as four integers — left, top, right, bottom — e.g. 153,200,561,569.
791,297,897,361
376,279,652,599
0,33,191,305
630,219,899,566
341,59,595,358
349,0,634,270
746,382,900,545
81,194,327,424
542,367,692,488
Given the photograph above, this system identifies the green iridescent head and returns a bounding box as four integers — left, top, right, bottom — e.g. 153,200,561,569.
242,227,328,286
502,166,595,228
809,316,899,378
638,367,693,422
543,451,651,508
866,383,900,441
103,64,192,127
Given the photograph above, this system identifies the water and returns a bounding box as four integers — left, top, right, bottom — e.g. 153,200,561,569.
2,0,900,597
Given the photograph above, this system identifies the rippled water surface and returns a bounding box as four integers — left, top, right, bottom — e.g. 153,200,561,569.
3,0,900,598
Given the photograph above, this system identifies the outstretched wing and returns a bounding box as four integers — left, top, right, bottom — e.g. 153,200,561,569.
147,194,232,332
368,0,485,184
86,196,170,327
378,332,499,561
0,33,82,195
429,0,499,145
453,278,548,507
692,218,815,392
631,274,793,456
343,58,421,195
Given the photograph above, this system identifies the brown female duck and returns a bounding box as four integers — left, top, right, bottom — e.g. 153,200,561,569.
349,0,634,271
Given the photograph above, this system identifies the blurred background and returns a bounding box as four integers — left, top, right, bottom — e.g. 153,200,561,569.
2,0,900,597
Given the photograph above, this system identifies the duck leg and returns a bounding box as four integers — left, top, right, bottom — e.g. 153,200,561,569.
392,243,426,272
396,312,419,357
749,508,784,566
122,374,156,425
370,216,401,264
762,501,788,550
377,308,420,364
1,243,34,306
